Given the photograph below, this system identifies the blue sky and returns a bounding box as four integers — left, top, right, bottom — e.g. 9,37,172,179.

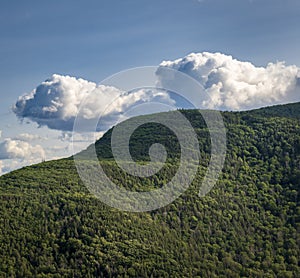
1,0,300,95
0,0,300,174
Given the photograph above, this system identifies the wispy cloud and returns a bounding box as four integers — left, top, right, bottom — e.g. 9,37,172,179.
13,133,44,141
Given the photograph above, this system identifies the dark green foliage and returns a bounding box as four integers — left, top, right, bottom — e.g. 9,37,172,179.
0,103,299,277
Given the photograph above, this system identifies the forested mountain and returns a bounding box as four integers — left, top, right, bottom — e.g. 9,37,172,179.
0,103,299,277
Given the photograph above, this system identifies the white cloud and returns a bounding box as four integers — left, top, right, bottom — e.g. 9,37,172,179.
13,74,175,132
0,139,45,161
13,133,43,141
158,52,300,110
0,138,46,175
14,74,99,131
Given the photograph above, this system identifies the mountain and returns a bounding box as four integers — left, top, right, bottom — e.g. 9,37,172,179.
0,103,299,277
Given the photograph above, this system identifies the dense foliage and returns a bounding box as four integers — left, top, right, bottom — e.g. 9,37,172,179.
0,103,299,277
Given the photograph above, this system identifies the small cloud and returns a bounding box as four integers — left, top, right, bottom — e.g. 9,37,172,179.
0,138,46,175
0,138,45,160
59,131,104,143
59,132,73,142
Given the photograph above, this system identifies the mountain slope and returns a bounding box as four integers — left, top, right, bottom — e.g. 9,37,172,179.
0,103,299,277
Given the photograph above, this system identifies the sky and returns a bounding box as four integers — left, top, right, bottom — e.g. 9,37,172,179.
0,0,300,174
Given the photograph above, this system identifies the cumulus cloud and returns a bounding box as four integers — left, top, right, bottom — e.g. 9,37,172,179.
0,139,45,160
14,74,175,132
158,52,300,110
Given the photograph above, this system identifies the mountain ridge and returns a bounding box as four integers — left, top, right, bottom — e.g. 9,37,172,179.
0,102,299,277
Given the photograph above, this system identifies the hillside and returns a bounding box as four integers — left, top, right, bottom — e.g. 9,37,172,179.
0,103,299,277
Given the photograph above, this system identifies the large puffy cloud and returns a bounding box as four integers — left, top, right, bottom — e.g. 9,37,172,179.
14,74,111,131
158,52,300,110
0,139,45,160
14,74,175,132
